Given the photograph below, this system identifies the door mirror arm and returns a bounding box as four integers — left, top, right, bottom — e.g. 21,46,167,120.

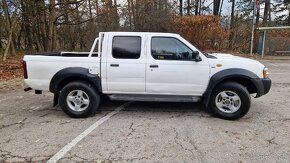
194,56,202,62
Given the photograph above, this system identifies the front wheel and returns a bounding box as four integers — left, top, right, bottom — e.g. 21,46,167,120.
209,82,251,120
58,81,100,118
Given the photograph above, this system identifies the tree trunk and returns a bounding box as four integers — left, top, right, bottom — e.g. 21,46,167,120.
263,0,270,25
113,0,119,29
194,0,198,15
179,0,183,16
48,0,56,51
2,0,16,56
187,0,191,15
229,0,235,50
3,13,16,61
3,28,13,61
131,0,136,30
52,20,57,50
37,0,47,51
288,8,290,25
96,0,99,16
21,0,32,50
198,0,202,15
127,0,132,29
2,0,11,36
10,34,16,56
213,0,221,15
88,0,93,19
256,6,260,26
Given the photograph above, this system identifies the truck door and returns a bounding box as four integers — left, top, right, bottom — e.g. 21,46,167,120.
105,33,146,93
145,35,210,96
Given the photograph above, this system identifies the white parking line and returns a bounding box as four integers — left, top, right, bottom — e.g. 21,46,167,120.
47,102,132,163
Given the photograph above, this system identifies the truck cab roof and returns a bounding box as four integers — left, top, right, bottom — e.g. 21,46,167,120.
102,31,180,36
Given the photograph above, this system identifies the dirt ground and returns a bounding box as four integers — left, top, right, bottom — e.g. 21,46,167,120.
0,59,290,162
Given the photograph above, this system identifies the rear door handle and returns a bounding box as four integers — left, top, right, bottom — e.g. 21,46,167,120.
110,64,119,67
150,65,159,68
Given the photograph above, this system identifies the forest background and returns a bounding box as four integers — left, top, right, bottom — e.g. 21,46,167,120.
0,0,289,80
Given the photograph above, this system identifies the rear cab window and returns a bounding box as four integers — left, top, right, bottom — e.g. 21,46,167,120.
112,36,141,59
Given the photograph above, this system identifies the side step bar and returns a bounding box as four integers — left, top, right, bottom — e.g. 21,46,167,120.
108,94,201,103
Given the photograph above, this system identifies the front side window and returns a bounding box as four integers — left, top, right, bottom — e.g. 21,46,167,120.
112,36,141,59
151,37,195,61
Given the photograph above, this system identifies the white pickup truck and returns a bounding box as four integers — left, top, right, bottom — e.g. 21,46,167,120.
23,32,271,120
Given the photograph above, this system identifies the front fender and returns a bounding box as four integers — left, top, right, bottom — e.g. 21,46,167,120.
203,68,262,107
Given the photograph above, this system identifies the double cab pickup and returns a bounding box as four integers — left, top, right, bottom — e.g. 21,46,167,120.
23,32,271,120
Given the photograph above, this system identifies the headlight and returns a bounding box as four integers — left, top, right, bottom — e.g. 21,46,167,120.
263,67,270,78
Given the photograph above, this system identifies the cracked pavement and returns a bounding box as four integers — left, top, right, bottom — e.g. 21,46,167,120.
1,60,290,162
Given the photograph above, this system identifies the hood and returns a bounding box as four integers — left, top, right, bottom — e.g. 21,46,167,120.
209,53,263,64
207,53,265,78
209,53,258,62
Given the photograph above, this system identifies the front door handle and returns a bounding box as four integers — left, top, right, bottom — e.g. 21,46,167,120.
110,64,119,67
150,65,159,68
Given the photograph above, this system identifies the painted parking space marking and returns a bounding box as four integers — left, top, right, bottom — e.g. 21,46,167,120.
47,102,132,163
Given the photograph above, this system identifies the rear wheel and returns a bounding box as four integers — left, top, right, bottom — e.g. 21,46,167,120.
59,81,100,118
209,82,251,120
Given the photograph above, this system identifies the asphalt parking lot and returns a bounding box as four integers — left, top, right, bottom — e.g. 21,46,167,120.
1,59,290,162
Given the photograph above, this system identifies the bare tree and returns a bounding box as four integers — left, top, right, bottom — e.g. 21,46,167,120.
186,0,191,15
37,0,47,51
179,0,183,16
263,0,271,25
2,0,16,60
229,0,235,50
47,0,56,51
194,0,199,15
213,0,221,15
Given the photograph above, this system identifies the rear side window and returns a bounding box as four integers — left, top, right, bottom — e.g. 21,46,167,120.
112,36,141,59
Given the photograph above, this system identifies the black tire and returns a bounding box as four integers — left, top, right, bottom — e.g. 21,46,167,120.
58,81,100,118
209,82,251,120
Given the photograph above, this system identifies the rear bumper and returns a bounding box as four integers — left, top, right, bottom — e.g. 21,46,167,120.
252,78,271,97
23,81,32,91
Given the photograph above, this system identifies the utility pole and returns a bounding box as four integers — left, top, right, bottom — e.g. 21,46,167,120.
250,0,258,55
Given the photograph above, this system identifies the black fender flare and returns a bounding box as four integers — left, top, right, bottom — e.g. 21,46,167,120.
49,67,101,106
203,68,264,107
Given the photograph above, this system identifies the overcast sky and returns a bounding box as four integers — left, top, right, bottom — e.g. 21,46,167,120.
115,0,287,17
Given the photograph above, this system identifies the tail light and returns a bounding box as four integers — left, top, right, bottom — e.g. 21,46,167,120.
22,60,28,79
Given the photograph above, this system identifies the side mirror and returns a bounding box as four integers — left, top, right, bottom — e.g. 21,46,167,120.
192,51,202,62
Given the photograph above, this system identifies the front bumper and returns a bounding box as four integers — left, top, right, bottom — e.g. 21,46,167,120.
261,78,271,95
252,78,272,98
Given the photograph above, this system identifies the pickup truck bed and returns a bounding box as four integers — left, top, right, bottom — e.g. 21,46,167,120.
23,53,100,91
